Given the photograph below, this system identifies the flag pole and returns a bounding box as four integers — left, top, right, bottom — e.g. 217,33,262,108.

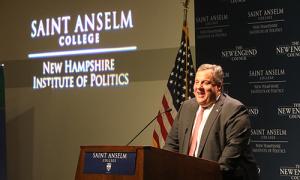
183,0,189,24
183,0,190,100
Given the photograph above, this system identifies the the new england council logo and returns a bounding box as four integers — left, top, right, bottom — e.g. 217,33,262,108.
106,163,112,172
276,41,300,58
278,103,300,120
280,164,300,179
221,45,257,61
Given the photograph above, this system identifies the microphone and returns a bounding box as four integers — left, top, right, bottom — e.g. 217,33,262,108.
126,108,172,146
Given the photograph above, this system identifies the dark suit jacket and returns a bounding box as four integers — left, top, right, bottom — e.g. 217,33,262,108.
164,94,259,180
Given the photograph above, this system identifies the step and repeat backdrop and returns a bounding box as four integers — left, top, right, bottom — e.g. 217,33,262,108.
195,0,300,179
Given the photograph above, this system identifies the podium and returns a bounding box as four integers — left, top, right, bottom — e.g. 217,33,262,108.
75,146,222,180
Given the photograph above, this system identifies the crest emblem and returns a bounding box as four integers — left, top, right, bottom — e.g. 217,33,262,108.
106,163,112,172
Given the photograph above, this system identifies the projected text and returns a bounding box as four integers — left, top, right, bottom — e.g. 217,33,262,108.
33,58,129,89
30,10,133,47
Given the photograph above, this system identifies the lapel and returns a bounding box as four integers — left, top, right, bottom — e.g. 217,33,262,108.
196,94,225,157
182,99,199,154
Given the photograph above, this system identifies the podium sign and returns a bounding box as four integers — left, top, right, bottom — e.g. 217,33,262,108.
83,152,136,175
75,146,222,180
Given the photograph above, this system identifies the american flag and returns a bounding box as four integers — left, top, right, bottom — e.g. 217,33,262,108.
152,22,195,148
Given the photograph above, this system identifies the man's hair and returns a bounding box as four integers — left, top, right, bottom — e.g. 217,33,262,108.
197,64,224,86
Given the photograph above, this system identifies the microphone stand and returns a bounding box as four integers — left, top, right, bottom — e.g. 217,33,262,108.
126,108,172,146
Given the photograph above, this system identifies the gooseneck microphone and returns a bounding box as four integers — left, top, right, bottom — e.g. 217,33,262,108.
126,108,172,146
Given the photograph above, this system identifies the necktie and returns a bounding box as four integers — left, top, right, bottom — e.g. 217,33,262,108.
188,107,205,156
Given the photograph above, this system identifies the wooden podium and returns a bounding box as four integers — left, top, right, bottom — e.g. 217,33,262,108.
75,146,222,180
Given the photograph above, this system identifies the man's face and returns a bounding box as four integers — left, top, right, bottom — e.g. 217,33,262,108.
193,69,221,107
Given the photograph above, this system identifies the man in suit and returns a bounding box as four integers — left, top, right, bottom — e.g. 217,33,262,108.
164,64,259,180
